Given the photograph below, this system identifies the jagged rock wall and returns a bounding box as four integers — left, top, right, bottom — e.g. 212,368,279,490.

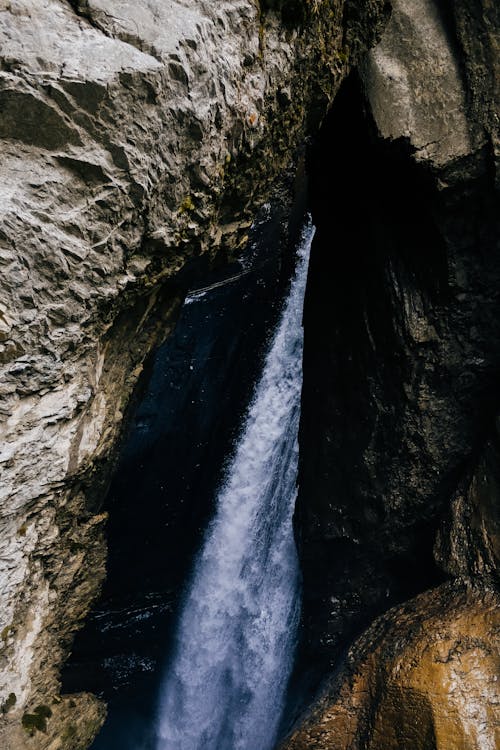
290,0,499,746
0,1,388,747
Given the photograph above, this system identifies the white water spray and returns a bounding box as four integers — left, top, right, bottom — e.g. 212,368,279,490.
155,221,315,750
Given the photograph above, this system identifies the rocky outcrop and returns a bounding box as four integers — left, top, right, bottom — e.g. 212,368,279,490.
0,1,389,747
283,581,500,750
361,0,475,165
293,0,499,745
299,0,499,657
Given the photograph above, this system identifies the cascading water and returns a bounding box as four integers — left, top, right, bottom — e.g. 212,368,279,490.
155,221,315,750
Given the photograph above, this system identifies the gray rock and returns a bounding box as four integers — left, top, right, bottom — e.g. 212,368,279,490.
361,0,476,166
0,1,387,747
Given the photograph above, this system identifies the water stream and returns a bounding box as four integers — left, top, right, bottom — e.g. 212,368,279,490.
155,222,314,750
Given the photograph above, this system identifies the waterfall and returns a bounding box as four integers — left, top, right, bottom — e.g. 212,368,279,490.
155,221,315,750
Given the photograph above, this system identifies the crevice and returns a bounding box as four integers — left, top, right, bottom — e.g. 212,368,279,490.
65,0,111,36
61,187,307,750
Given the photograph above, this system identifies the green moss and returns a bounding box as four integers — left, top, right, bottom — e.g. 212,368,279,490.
1,625,14,642
1,693,16,714
22,704,53,735
178,195,195,213
61,723,77,743
22,713,45,735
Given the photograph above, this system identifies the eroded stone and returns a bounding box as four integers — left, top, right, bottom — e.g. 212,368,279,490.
283,582,500,750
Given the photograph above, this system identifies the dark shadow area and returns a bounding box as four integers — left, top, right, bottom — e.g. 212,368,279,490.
284,72,451,722
62,191,308,749
61,64,500,749
283,58,500,737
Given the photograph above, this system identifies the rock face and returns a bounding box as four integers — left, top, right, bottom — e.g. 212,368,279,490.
299,0,499,660
283,581,500,750
0,1,388,747
292,0,500,746
2,0,497,747
361,0,474,166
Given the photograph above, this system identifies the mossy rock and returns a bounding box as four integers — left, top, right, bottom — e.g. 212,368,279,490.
1,624,15,642
61,723,78,743
260,0,309,26
1,692,16,714
178,195,196,213
22,704,53,735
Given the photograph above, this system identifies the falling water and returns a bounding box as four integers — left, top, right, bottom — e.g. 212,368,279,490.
155,221,315,750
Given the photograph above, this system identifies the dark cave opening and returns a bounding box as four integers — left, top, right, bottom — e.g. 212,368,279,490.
62,187,308,750
63,70,453,746
289,71,452,699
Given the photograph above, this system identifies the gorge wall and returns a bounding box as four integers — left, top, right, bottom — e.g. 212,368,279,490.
287,0,500,748
0,1,389,748
0,0,498,749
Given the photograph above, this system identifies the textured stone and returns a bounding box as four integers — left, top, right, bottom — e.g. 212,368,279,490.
2,693,105,750
445,0,500,187
0,1,388,747
361,0,476,166
436,428,500,578
283,581,500,750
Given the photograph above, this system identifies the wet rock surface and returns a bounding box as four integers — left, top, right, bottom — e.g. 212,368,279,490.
283,581,500,750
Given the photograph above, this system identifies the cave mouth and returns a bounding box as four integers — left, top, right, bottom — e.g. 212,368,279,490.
63,69,454,749
62,188,309,749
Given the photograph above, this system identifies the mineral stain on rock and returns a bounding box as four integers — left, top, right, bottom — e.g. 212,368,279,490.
283,581,500,750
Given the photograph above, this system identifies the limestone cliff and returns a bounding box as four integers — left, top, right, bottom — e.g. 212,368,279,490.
0,1,388,748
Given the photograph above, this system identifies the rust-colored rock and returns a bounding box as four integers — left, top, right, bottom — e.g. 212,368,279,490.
283,581,500,750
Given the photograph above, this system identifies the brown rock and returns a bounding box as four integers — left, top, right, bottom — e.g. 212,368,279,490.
283,581,500,750
0,692,105,750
